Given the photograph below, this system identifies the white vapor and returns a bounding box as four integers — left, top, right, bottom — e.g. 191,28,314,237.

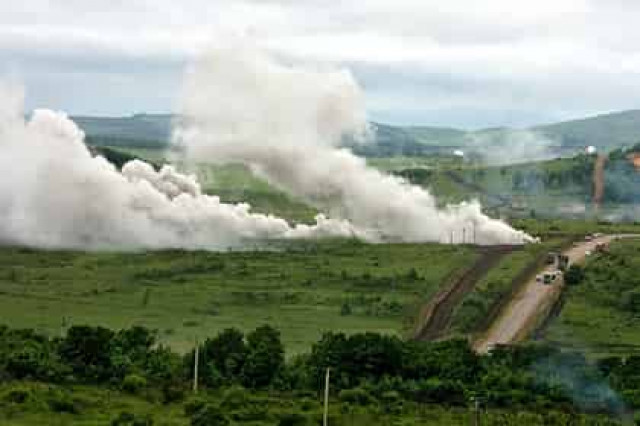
0,85,363,250
466,129,557,166
173,46,533,245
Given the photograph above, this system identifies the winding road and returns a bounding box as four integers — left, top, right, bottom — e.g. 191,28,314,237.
474,235,615,353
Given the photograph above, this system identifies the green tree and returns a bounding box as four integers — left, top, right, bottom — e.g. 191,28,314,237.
241,325,284,388
58,325,114,382
564,264,585,286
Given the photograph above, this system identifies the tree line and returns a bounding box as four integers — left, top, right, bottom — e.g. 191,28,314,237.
2,323,640,419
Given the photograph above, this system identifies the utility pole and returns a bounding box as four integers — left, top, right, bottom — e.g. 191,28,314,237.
470,396,481,426
193,340,199,394
323,367,331,426
462,227,466,244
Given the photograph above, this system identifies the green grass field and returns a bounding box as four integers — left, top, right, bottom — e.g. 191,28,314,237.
0,242,474,354
544,238,640,358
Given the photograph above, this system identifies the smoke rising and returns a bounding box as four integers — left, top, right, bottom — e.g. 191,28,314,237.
173,46,533,245
466,129,557,166
0,87,362,250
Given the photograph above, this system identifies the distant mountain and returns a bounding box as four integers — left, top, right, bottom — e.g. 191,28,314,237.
73,109,640,155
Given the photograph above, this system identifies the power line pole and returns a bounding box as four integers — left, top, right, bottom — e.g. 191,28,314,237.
463,227,466,244
323,367,331,426
193,340,199,394
470,396,481,426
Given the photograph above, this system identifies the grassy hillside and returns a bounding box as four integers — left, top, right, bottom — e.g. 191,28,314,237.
535,110,640,150
0,242,474,354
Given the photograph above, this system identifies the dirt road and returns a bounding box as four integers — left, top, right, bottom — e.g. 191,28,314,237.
413,246,516,341
474,235,615,353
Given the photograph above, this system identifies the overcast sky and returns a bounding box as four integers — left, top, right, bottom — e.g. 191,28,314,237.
2,0,640,129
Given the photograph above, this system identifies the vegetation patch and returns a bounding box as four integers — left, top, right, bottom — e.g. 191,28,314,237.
0,241,473,354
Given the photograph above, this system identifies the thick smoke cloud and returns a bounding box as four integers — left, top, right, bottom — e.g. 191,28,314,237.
174,46,533,245
0,86,362,250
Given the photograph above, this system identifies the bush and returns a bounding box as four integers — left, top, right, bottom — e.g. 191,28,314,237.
2,387,33,404
190,403,230,426
221,386,249,410
278,413,309,426
111,411,154,426
338,388,375,406
184,397,208,417
111,411,136,426
161,382,186,404
47,390,80,414
564,264,585,286
340,302,352,316
122,374,147,394
380,390,403,414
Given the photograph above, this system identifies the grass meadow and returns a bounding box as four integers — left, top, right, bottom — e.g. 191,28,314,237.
0,241,475,354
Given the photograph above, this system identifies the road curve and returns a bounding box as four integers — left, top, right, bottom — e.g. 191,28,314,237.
474,235,615,353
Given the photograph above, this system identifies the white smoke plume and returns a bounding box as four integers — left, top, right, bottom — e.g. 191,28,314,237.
465,129,557,166
173,46,533,245
0,86,363,250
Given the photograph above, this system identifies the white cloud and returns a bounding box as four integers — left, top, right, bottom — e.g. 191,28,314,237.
1,0,640,126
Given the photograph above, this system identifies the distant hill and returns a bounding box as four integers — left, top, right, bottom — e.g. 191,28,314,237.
72,109,640,155
73,114,172,148
351,123,466,157
533,110,640,150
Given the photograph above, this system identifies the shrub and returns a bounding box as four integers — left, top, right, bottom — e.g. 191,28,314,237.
278,413,309,426
111,411,136,425
221,386,249,410
122,374,147,394
47,390,80,414
564,264,585,286
161,382,186,404
184,397,207,417
190,404,230,426
2,387,33,404
340,302,352,316
111,411,154,426
338,388,375,406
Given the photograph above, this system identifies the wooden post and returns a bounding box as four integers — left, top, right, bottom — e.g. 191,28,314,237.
323,367,330,426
